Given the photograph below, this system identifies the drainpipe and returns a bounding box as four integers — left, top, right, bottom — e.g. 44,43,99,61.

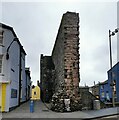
26,71,27,101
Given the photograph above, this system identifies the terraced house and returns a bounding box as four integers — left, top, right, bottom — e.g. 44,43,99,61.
0,23,31,112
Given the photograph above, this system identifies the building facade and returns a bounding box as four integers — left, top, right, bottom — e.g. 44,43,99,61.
90,84,100,99
107,62,119,103
99,80,109,102
117,1,119,62
31,85,40,100
0,23,31,112
98,62,119,106
20,50,27,103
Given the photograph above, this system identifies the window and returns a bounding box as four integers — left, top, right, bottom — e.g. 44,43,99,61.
106,91,110,101
0,55,3,73
113,80,116,94
0,30,4,45
101,92,105,98
34,92,36,95
101,85,104,90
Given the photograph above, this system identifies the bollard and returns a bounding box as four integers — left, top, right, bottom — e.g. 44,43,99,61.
30,100,34,113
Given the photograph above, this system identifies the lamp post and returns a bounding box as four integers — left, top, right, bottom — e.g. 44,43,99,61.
109,28,119,107
6,37,18,60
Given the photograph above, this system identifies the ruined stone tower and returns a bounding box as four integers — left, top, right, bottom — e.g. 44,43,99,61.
51,12,81,112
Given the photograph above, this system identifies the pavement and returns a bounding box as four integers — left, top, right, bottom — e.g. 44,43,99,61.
1,100,119,119
93,115,119,120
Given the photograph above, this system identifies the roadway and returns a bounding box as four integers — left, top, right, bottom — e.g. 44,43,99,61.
1,100,119,120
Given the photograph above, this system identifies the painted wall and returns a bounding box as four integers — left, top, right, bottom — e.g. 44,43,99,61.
117,1,119,62
25,69,31,100
99,62,119,103
0,28,21,111
0,84,1,107
9,39,20,108
20,52,26,102
0,24,29,112
99,82,109,102
31,86,40,100
107,62,119,102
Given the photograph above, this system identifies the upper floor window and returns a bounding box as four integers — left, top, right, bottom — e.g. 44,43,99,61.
34,92,36,95
113,80,116,94
0,30,4,45
101,92,105,98
0,55,3,73
101,85,104,90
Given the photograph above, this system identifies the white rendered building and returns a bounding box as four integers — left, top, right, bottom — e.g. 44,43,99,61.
117,1,119,62
0,23,30,112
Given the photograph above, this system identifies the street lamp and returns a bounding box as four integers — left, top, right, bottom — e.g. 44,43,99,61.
109,28,119,107
6,37,18,60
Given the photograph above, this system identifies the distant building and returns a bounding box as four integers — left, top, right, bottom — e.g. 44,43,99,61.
107,62,119,103
0,23,31,112
79,86,89,93
98,62,119,106
99,80,109,102
90,83,100,99
31,85,40,100
79,86,106,110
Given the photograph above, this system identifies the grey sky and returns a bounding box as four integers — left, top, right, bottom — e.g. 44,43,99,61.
1,1,118,86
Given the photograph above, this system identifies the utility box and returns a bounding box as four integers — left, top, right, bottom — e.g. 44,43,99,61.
93,100,100,110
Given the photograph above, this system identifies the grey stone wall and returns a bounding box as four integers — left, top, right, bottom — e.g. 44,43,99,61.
52,18,65,92
51,12,81,112
40,54,55,102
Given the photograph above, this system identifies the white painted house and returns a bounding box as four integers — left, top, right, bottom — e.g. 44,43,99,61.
0,23,31,112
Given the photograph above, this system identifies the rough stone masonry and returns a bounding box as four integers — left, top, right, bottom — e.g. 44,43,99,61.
50,12,82,112
40,11,82,112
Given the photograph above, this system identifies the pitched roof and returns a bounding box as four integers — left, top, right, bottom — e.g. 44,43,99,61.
0,23,26,55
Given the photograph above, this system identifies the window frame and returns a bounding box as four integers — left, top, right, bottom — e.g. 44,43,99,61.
0,30,4,45
0,55,3,73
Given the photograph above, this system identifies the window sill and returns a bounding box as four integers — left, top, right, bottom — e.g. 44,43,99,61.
0,44,5,47
0,74,5,76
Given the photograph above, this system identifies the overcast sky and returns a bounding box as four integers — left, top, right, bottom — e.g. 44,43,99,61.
1,1,118,86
